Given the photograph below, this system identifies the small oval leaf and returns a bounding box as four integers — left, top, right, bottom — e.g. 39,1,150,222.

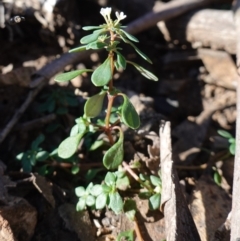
91,57,112,86
120,29,139,42
86,41,107,50
116,51,126,69
69,45,87,53
127,61,158,81
58,134,83,159
80,30,103,44
103,130,124,170
109,192,123,214
96,193,107,209
121,94,140,129
84,91,107,118
82,26,102,31
149,193,161,210
55,69,92,82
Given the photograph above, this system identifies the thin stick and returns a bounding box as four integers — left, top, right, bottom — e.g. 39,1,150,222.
231,1,240,240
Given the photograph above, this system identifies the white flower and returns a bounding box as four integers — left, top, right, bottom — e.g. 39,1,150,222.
115,11,126,22
100,7,112,23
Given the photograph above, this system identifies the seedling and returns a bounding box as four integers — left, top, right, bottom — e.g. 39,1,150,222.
54,7,160,240
218,130,236,155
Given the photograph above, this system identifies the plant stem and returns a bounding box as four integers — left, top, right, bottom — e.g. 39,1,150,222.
134,217,144,241
122,161,154,193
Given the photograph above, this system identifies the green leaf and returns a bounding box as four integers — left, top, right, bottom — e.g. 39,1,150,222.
105,172,117,186
116,176,130,191
89,139,105,151
120,35,152,64
150,175,161,187
80,30,103,44
71,165,80,175
76,198,86,211
149,193,161,210
120,29,139,42
121,94,140,129
217,130,233,139
90,184,103,196
124,200,137,221
37,164,49,176
58,133,84,159
75,186,86,197
69,45,87,53
86,41,107,50
84,91,107,118
230,143,236,155
91,57,112,86
36,151,49,162
86,195,95,206
139,191,152,199
117,230,134,241
31,134,45,150
55,69,93,82
127,61,158,81
214,170,222,186
103,130,124,170
82,26,102,31
109,192,123,214
116,51,126,69
16,152,24,161
70,124,79,137
96,193,107,209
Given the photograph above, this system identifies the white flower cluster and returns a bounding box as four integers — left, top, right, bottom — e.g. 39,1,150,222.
100,7,126,24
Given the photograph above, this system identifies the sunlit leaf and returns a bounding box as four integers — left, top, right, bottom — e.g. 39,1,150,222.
109,192,123,214
96,193,107,209
217,130,233,139
127,61,158,81
82,26,102,31
55,69,93,82
69,45,87,53
91,57,112,86
121,94,140,129
150,175,161,187
86,195,95,206
103,130,124,170
120,29,139,42
80,30,103,44
116,176,130,191
75,186,86,197
58,133,84,159
90,184,103,196
84,91,107,118
36,151,49,162
76,198,86,211
104,172,117,186
149,193,161,210
86,41,107,50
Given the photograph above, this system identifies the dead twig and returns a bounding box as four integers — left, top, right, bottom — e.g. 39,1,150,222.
126,0,214,35
231,1,240,240
15,113,57,132
160,121,201,241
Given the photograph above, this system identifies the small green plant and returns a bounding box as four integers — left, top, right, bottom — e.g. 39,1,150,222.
38,88,78,114
54,7,159,240
218,130,236,155
16,134,80,175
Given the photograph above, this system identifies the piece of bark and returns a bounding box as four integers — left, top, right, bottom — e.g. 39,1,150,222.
160,121,200,241
231,1,240,240
189,175,231,241
163,9,237,54
198,48,238,90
